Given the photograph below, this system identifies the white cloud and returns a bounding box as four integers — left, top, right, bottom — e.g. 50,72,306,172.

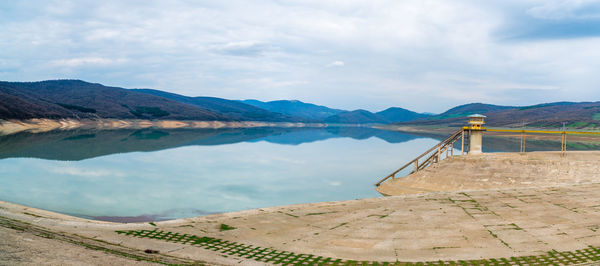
52,57,127,67
327,61,344,67
238,77,308,88
1,1,600,112
212,41,276,56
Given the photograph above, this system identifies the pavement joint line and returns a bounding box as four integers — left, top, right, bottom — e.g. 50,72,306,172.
117,229,600,265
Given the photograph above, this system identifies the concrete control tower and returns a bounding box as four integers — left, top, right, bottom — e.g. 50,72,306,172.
467,114,486,154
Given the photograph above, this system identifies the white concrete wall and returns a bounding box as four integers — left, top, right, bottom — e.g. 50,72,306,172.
469,131,483,154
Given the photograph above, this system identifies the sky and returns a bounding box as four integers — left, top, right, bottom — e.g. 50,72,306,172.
1,0,600,113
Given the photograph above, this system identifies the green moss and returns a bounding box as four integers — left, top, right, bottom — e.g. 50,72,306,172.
219,224,236,232
277,211,299,218
367,214,389,219
330,222,348,230
432,246,458,250
305,211,338,216
117,229,600,265
23,212,44,218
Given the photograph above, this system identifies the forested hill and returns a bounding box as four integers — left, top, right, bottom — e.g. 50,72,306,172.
0,80,229,121
401,102,600,129
4,80,595,128
131,89,298,122
241,100,432,123
0,80,430,123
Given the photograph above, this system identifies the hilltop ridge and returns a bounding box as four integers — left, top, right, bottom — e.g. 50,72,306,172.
0,80,429,124
2,80,600,128
398,102,600,129
0,80,227,121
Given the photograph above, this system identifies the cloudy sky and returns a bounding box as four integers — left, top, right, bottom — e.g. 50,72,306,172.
1,0,600,113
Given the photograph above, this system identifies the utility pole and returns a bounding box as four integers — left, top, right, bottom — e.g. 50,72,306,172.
561,122,567,156
520,120,526,153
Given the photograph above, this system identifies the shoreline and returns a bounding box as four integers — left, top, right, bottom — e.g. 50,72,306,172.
0,118,330,136
5,118,600,144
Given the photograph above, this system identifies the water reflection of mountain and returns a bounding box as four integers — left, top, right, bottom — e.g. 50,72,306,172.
0,127,424,161
251,127,422,145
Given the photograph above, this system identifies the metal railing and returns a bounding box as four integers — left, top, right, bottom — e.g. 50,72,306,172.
376,127,600,187
375,129,464,186
486,128,600,153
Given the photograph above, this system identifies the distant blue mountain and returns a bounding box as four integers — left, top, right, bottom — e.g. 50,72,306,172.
425,103,515,120
323,108,431,124
241,100,430,124
132,89,299,122
324,109,389,124
0,79,436,125
241,99,345,121
376,107,432,123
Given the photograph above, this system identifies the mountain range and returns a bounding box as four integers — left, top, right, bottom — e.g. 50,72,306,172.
404,101,600,128
0,80,227,121
0,80,429,124
1,79,599,128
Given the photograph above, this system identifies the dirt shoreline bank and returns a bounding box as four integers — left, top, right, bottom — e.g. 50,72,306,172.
5,119,600,144
0,118,328,136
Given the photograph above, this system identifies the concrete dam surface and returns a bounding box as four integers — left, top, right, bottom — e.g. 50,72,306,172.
377,151,600,196
2,151,600,264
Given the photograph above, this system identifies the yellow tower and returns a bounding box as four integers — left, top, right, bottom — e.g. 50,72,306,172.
467,114,486,154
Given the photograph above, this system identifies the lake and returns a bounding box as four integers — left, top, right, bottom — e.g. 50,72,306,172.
0,126,591,222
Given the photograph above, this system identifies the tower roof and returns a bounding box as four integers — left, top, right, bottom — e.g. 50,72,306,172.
468,114,487,118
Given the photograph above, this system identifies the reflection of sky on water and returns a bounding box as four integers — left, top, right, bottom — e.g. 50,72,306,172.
0,131,440,221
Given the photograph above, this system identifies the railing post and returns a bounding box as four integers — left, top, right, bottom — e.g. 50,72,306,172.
561,131,567,156
461,130,465,155
437,146,441,163
520,130,526,153
565,132,567,154
414,160,419,172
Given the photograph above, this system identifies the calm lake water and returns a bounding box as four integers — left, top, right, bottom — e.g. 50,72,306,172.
0,126,592,222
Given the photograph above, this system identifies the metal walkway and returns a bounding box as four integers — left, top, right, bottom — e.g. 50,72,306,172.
375,129,465,186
